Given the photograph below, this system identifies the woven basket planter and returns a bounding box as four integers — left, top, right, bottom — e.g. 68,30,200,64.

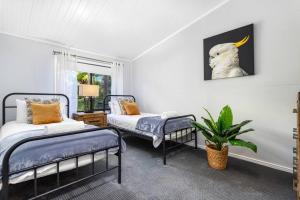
206,144,228,170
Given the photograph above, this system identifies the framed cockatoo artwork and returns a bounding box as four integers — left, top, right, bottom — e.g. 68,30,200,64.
203,24,254,80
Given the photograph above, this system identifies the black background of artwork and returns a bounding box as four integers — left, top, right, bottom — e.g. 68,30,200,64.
203,24,254,80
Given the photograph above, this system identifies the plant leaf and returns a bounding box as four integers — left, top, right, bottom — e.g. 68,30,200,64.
217,105,233,132
202,117,219,135
228,139,257,153
226,120,252,136
202,131,217,144
227,128,254,140
211,135,228,144
203,108,218,131
228,124,241,135
192,121,216,143
192,121,212,133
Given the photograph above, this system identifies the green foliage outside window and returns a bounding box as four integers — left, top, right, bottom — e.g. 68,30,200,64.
77,71,111,112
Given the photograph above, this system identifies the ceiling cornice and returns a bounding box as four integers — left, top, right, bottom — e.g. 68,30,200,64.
0,30,131,62
131,0,230,62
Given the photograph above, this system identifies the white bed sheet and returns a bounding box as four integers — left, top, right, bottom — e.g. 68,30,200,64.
0,118,78,140
107,113,190,148
0,119,118,186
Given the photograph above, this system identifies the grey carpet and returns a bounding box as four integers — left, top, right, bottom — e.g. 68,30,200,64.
9,137,296,200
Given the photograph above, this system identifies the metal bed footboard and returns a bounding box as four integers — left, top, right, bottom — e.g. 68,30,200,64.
162,114,197,165
1,127,122,200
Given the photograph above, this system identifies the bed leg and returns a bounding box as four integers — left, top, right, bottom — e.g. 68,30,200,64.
117,127,122,184
194,130,198,149
1,187,8,200
2,158,9,200
163,135,166,165
118,150,122,184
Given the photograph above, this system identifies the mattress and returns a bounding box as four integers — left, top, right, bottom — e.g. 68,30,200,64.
107,113,191,147
0,119,119,186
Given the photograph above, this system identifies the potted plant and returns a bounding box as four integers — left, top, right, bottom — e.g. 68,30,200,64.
192,105,257,170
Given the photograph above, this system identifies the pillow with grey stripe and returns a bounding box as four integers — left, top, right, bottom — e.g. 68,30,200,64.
25,98,60,123
117,97,134,115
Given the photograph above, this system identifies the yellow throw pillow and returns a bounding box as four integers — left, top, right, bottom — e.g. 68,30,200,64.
123,102,140,115
31,103,62,125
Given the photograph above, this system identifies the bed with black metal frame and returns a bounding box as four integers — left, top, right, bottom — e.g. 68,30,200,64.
1,93,122,200
103,95,197,165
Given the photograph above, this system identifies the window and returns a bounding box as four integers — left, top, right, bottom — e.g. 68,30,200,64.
77,72,112,112
76,58,113,112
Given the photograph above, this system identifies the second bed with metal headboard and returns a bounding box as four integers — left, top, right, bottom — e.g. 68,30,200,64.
103,95,197,165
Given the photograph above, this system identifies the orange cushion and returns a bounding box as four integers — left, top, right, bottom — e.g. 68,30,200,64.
123,102,140,115
31,103,62,125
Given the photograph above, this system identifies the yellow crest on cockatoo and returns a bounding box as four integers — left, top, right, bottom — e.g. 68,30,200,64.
234,35,250,48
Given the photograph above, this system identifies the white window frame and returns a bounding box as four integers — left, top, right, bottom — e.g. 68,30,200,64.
76,59,113,76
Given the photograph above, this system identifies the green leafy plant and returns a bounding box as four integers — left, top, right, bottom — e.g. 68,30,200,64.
192,105,257,153
77,72,89,84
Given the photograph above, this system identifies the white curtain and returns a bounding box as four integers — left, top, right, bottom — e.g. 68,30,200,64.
54,52,78,115
111,62,124,95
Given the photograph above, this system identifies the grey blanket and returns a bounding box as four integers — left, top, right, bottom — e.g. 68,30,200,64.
135,116,192,146
0,127,126,177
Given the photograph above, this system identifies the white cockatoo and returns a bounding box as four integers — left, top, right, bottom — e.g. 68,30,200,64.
209,35,249,80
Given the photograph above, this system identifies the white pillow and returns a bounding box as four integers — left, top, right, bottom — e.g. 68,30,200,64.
59,102,68,119
109,101,116,114
161,111,178,119
16,99,27,123
112,100,122,115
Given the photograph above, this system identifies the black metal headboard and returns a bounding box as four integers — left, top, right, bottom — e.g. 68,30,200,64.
102,95,136,113
2,92,70,125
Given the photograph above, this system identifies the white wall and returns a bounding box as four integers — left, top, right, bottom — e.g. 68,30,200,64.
0,33,131,123
132,0,300,172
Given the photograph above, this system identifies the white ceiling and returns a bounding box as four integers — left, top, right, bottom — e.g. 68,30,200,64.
0,0,224,60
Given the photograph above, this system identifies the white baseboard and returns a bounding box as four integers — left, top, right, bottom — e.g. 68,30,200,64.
197,144,292,173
